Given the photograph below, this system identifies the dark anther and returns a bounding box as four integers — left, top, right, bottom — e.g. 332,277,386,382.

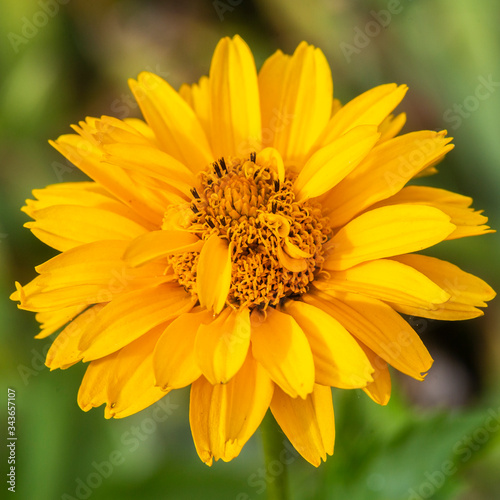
190,187,200,199
190,204,199,214
274,180,280,191
207,219,215,228
271,201,277,213
213,162,222,177
219,157,227,172
250,152,256,162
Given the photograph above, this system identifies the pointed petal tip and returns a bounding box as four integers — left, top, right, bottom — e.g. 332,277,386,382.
10,282,25,304
200,451,213,466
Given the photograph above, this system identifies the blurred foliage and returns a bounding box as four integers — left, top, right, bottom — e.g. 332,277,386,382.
1,0,499,499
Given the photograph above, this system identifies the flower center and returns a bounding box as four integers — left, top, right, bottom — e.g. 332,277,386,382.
168,153,331,310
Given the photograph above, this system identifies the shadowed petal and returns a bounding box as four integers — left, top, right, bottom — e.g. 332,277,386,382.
153,309,212,390
284,301,373,388
195,307,251,384
189,354,273,465
305,291,433,381
271,384,335,467
251,308,314,398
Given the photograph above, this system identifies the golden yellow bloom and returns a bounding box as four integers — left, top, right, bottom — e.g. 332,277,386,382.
11,36,495,467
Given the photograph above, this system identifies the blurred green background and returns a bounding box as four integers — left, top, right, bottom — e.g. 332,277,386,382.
1,0,499,499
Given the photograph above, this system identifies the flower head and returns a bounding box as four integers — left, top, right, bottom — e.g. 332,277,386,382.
11,35,495,466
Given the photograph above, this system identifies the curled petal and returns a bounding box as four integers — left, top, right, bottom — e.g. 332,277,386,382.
256,147,285,183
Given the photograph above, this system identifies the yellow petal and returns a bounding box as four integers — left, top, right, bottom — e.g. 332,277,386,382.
390,254,496,320
294,125,380,201
13,282,116,313
50,135,166,225
271,384,334,467
34,240,164,287
318,84,407,146
324,204,455,270
322,130,454,228
305,291,433,381
209,35,261,157
102,143,196,197
34,304,87,339
359,344,391,406
13,272,168,316
78,284,196,361
331,98,342,117
92,354,175,418
105,325,168,419
22,182,152,230
196,234,232,314
77,352,119,412
377,112,406,143
153,309,212,390
259,42,332,165
90,115,155,147
24,204,148,252
129,72,213,172
123,230,204,267
375,186,494,240
46,304,105,370
180,75,211,145
284,301,373,388
13,240,169,314
189,354,274,465
319,258,450,308
195,307,251,385
123,117,158,143
250,308,314,398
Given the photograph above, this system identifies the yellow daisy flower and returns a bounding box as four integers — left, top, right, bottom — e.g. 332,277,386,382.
11,35,495,467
